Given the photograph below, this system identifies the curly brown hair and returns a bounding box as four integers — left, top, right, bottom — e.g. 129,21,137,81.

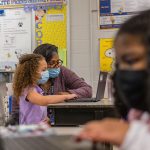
13,54,44,102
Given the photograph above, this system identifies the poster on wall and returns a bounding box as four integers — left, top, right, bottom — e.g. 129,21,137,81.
35,7,67,66
99,38,115,72
99,0,150,29
0,0,65,6
0,9,32,70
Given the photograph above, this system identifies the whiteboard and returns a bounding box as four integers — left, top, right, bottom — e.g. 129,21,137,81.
0,8,32,70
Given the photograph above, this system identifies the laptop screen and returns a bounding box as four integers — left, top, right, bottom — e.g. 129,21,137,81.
95,72,108,100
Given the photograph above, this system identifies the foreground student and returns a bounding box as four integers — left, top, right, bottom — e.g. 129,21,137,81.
77,10,150,150
13,54,76,125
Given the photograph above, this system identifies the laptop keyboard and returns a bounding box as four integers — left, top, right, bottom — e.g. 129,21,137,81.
65,98,97,103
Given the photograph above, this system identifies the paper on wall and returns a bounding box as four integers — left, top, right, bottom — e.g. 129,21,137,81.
0,8,32,70
99,38,115,72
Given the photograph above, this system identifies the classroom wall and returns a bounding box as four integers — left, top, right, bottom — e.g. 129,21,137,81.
69,0,92,86
69,0,117,95
0,1,116,97
90,0,117,95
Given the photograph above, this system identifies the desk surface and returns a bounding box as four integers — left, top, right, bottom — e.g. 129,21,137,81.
48,99,114,108
52,127,82,136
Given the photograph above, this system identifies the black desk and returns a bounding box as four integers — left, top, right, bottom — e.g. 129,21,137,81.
47,99,119,126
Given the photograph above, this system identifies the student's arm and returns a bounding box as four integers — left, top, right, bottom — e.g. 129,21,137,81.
61,67,92,98
77,119,150,150
27,90,77,106
77,119,129,146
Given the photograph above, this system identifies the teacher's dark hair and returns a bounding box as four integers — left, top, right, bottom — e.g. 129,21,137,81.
33,43,58,63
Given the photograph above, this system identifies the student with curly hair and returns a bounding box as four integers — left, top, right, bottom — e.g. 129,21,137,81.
13,54,76,125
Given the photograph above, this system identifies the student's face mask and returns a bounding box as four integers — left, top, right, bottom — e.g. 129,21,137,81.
112,69,148,111
38,70,49,84
48,68,60,78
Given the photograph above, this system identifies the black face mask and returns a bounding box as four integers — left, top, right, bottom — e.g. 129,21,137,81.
112,70,148,116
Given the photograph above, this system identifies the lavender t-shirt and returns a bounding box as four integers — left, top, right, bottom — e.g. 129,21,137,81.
19,85,47,125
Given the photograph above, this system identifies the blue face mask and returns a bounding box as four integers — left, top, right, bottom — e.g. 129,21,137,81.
38,70,49,84
48,68,60,78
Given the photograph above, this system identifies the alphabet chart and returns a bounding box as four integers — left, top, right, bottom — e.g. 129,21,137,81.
35,5,67,66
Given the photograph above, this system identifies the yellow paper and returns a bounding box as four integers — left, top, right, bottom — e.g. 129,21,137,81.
35,7,67,48
100,38,115,72
35,6,67,66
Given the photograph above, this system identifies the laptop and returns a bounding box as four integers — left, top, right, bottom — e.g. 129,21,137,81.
65,72,108,102
0,135,109,150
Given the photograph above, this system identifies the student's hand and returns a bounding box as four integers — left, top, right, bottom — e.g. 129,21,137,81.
65,94,77,100
57,92,70,95
42,117,51,127
76,118,129,146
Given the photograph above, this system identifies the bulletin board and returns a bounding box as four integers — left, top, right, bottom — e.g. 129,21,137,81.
35,5,67,66
99,38,115,72
0,0,67,70
98,0,150,73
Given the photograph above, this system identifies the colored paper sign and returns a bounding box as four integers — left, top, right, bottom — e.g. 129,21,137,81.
58,48,66,66
35,6,67,66
100,38,115,72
